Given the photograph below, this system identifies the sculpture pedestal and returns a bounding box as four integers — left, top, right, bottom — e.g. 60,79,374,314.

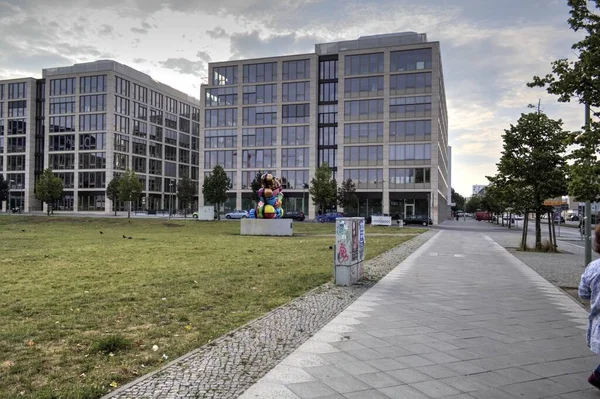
240,218,293,236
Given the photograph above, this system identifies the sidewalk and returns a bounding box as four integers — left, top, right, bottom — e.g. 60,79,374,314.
240,230,598,398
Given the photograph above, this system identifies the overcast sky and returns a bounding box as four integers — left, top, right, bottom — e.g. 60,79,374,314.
0,0,586,197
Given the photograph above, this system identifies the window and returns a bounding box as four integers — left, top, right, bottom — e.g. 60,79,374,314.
241,170,273,189
165,113,177,129
281,148,309,167
55,172,74,189
115,76,130,96
242,127,277,147
6,155,25,171
319,82,337,102
133,156,146,173
344,123,383,144
389,96,432,119
150,91,163,108
389,144,432,164
133,102,148,120
80,133,106,150
344,76,384,98
0,83,4,100
204,129,237,148
390,72,432,95
115,96,129,115
165,129,177,145
344,53,384,76
318,126,337,146
49,135,75,151
283,59,310,80
49,153,75,170
149,142,162,158
205,108,237,127
80,75,107,94
282,104,309,124
282,126,309,146
150,125,163,142
150,109,163,125
179,102,190,118
49,78,75,96
192,107,200,122
390,120,431,142
205,87,237,107
204,150,237,169
318,148,337,168
243,106,277,126
179,148,190,163
280,170,309,190
8,82,27,99
8,101,26,117
133,84,148,103
318,104,338,124
79,114,106,131
114,115,130,134
8,119,26,135
319,59,338,80
242,149,276,168
213,66,238,85
114,134,129,152
164,162,176,177
343,145,383,166
114,153,129,170
133,120,148,138
7,137,26,153
243,62,277,83
49,116,75,132
343,169,383,189
389,168,431,186
179,164,190,179
165,145,177,161
243,84,277,104
344,99,383,121
149,159,162,175
390,49,433,72
80,95,106,113
192,122,200,137
79,172,106,189
282,82,310,102
132,137,147,155
179,133,190,148
79,152,106,169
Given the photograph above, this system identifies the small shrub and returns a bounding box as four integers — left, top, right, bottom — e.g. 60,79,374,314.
90,335,132,354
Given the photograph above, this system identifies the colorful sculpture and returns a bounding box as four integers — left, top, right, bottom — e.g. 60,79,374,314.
249,173,284,219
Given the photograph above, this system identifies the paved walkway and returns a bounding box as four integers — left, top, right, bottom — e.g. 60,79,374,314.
240,230,599,398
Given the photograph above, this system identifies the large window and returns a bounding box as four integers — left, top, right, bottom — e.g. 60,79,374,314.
166,97,177,113
49,78,75,96
205,87,237,107
241,170,272,189
149,159,162,175
134,102,148,120
204,150,237,169
80,75,106,94
115,76,130,96
318,104,338,124
79,172,106,189
149,125,162,142
344,99,383,121
319,148,337,168
281,170,309,190
343,145,383,166
79,152,106,169
7,137,26,153
49,134,75,151
80,95,106,113
282,104,309,124
389,144,431,164
179,102,190,118
79,114,106,131
213,66,238,85
150,109,163,125
133,83,148,103
179,133,190,148
114,134,129,152
283,82,310,102
55,172,74,189
242,149,276,168
204,129,237,148
80,133,106,150
243,84,277,105
165,113,177,129
8,119,26,135
344,123,383,144
319,82,337,102
133,156,146,173
114,115,130,134
390,120,431,142
132,137,147,155
389,96,432,119
149,176,162,191
243,62,277,83
132,120,148,138
344,53,384,76
165,130,177,145
115,95,129,115
179,148,190,163
49,116,75,132
319,59,338,80
318,126,337,146
389,168,431,186
283,59,311,80
114,153,128,170
8,101,26,117
150,91,163,108
205,108,237,127
282,126,309,146
343,169,383,190
281,148,309,167
8,82,26,99
390,72,432,95
390,49,433,72
49,153,75,170
243,106,277,126
149,142,162,158
344,76,383,98
242,127,276,147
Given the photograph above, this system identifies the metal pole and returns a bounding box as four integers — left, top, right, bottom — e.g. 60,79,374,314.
585,104,592,266
168,181,172,220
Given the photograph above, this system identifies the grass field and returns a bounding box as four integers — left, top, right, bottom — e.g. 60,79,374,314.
0,216,425,399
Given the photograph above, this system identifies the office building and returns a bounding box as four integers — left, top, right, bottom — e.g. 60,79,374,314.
200,32,449,223
472,184,487,196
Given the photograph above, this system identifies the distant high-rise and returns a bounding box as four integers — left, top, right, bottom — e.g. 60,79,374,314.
473,184,487,196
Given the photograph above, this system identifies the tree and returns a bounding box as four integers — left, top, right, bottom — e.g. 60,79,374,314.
202,165,231,220
35,168,64,216
250,170,264,204
106,175,121,216
493,110,569,251
177,176,197,217
309,162,337,213
450,188,466,213
528,0,600,202
118,169,144,219
0,174,8,204
337,178,358,212
465,196,481,214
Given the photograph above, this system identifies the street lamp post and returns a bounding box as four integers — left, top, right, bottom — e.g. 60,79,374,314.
168,179,175,220
381,180,385,214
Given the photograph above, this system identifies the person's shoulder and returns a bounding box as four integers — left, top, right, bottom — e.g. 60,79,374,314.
585,259,600,276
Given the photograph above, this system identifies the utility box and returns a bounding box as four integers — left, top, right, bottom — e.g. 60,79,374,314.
197,206,214,221
334,217,366,286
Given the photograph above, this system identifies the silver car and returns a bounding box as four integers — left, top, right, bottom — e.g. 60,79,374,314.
225,210,249,219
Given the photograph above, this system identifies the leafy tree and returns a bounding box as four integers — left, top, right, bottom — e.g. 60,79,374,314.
493,110,568,250
118,169,144,219
35,168,64,216
450,188,466,212
177,176,197,217
529,0,600,202
0,174,8,204
309,162,337,213
465,196,481,213
106,175,121,216
202,165,232,220
250,170,264,204
337,178,358,211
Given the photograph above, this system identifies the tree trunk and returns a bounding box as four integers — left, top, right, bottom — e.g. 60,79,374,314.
128,201,131,219
535,210,542,250
551,213,558,252
47,202,50,216
520,210,529,251
114,199,117,216
51,202,54,215
547,212,553,250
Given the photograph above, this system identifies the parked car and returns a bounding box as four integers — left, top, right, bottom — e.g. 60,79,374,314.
403,215,433,226
283,211,305,221
317,212,344,223
475,211,494,221
225,210,249,219
569,215,580,222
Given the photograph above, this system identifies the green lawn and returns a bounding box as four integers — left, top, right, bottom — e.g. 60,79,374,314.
0,216,424,399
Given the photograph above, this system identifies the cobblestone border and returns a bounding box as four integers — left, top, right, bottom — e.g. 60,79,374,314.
104,230,437,399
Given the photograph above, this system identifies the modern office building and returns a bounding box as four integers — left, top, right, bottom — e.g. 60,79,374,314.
472,184,487,196
200,32,449,223
1,60,202,213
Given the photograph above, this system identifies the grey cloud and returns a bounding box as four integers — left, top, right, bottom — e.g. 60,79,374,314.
99,24,115,37
206,27,228,39
196,51,211,63
133,58,148,63
158,58,206,77
229,31,322,59
131,27,148,34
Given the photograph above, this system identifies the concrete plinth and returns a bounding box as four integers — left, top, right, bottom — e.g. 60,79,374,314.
240,218,293,236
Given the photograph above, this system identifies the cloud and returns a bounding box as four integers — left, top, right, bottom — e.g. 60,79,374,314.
133,58,148,63
229,31,322,59
158,58,206,77
206,27,228,39
196,51,211,63
98,24,117,38
131,21,154,34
